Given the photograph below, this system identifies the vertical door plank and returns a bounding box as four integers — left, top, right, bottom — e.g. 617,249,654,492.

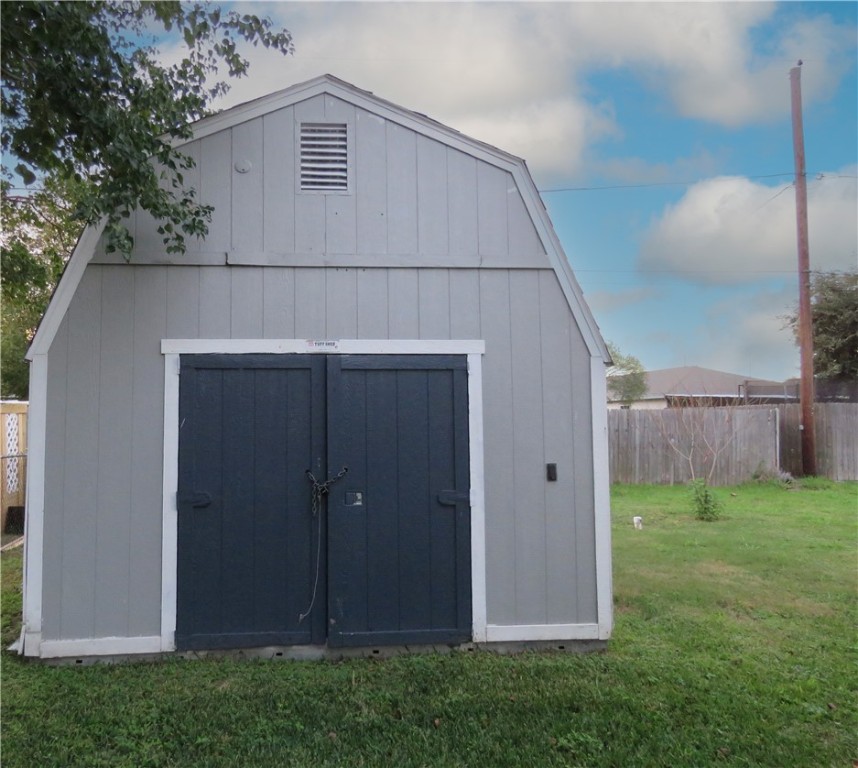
427,370,457,629
364,370,400,631
178,366,224,637
326,357,369,636
251,368,291,633
396,369,432,630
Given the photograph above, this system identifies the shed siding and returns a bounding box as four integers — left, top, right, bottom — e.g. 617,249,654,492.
128,267,168,636
93,96,547,268
41,263,598,640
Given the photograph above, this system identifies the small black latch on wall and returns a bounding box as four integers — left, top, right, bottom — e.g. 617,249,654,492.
546,463,558,482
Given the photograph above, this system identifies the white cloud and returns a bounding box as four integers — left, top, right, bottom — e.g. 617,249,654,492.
561,3,853,127
701,289,800,381
586,286,660,314
165,2,854,180
453,99,618,176
639,168,858,284
592,149,727,186
205,3,619,178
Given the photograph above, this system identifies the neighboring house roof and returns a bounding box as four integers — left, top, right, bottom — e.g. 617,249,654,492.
609,365,781,402
27,73,609,363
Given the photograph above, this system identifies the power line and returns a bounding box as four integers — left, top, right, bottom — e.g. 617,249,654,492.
538,171,856,193
751,182,794,214
5,173,853,197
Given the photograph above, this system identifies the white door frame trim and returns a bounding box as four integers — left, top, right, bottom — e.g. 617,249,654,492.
160,339,487,651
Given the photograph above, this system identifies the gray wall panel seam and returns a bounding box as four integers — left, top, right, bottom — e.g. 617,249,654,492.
537,273,548,624
475,162,481,256
229,125,234,251
261,117,266,254
569,314,581,619
506,269,517,616
415,135,420,259
126,270,137,637
384,120,389,255
93,267,104,637
57,315,70,639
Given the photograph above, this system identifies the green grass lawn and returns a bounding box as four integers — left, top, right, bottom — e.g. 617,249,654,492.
2,481,856,767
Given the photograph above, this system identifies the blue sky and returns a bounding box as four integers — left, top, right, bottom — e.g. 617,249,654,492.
183,1,857,380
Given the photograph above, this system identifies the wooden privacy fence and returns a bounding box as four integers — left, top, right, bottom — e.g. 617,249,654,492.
608,407,779,486
1,401,28,533
767,404,858,481
609,403,858,485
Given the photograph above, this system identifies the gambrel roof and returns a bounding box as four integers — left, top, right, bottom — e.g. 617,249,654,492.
28,74,608,361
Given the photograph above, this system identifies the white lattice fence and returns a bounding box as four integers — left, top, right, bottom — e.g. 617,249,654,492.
1,401,28,533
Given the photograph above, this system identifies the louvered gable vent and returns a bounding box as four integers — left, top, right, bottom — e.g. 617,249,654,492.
300,123,348,192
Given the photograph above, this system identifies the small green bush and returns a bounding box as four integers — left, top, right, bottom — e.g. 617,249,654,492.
752,464,795,488
690,478,722,521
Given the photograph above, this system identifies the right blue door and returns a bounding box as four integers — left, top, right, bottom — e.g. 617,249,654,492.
326,355,472,648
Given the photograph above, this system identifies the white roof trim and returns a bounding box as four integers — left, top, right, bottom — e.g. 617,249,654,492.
26,219,106,360
27,74,608,362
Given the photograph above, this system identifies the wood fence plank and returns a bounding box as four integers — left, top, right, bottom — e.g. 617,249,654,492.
609,404,857,484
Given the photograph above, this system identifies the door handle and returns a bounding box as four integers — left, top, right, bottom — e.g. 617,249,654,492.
437,490,470,506
177,491,212,509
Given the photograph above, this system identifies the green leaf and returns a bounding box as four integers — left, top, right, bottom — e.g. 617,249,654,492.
14,165,36,186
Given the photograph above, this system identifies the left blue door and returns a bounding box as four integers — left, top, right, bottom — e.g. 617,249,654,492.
176,354,326,650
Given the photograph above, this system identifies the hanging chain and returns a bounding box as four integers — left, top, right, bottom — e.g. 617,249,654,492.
298,466,349,623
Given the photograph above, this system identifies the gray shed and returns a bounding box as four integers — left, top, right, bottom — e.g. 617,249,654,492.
19,75,612,659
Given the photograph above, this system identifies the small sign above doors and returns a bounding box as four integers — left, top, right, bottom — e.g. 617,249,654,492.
305,340,340,352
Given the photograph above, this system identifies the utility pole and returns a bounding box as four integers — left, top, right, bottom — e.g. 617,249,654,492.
790,62,816,476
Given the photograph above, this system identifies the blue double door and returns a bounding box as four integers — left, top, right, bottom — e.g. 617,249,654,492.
175,354,471,651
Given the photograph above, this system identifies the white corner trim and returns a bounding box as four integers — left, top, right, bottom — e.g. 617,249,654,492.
485,623,601,642
160,339,485,356
467,352,487,643
27,221,107,360
21,354,48,657
590,358,614,640
160,340,487,649
39,635,163,659
160,353,180,652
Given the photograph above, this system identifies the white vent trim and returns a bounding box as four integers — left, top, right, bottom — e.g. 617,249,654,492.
300,123,348,192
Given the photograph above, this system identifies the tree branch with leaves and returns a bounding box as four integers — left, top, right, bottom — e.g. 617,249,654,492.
606,341,647,406
1,1,293,258
784,269,858,382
